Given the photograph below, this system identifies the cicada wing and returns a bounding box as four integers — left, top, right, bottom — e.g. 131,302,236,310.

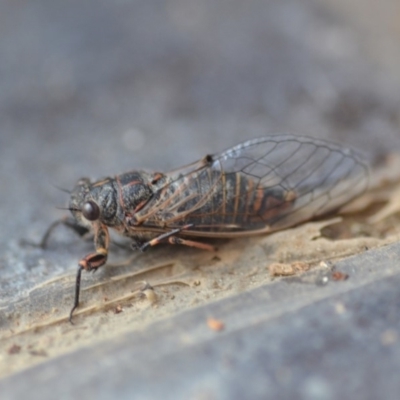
138,135,369,235
211,135,369,231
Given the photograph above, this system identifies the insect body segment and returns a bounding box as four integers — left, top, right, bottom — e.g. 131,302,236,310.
41,135,369,322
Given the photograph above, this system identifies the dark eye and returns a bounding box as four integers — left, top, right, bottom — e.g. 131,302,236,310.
82,201,100,221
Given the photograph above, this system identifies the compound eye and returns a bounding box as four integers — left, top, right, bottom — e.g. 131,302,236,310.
82,201,100,221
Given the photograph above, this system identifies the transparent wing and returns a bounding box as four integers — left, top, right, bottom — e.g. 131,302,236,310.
215,134,368,229
137,134,369,236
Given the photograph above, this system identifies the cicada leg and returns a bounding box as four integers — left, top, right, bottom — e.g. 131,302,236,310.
168,236,216,251
138,224,216,252
22,216,91,249
70,223,109,324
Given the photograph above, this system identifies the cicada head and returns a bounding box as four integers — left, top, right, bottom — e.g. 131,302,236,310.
68,170,161,232
68,176,118,228
68,178,93,229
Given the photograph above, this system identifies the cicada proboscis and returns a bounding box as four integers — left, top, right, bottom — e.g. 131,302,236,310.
40,134,369,322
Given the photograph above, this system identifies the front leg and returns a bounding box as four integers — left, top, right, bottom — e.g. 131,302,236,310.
70,222,109,323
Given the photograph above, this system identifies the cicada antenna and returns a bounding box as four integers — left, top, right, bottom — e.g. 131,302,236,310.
51,184,71,194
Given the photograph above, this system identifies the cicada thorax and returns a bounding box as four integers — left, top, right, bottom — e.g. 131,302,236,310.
113,171,167,226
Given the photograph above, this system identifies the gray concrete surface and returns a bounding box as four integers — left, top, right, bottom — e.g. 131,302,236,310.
0,0,399,399
2,242,400,400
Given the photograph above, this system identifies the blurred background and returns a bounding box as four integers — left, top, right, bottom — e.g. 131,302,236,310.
1,0,399,236
1,0,400,396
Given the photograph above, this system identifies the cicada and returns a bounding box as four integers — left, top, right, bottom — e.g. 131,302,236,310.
41,134,369,322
